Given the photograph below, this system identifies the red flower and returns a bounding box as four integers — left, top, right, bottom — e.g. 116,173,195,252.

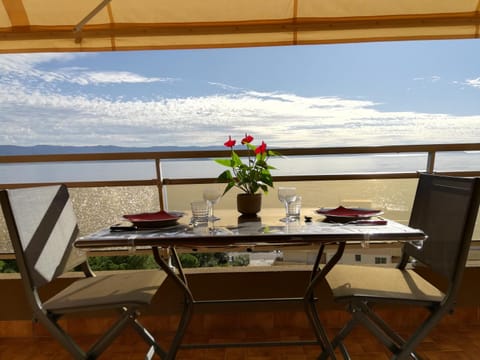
216,133,277,195
241,134,254,144
254,141,267,154
224,136,236,148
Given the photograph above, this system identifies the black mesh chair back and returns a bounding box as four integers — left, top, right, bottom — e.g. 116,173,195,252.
402,174,480,290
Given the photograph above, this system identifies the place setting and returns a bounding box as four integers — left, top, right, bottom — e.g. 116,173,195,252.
315,206,387,225
109,209,187,233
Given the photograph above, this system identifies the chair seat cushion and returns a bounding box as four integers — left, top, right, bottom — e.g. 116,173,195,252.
44,270,167,313
326,264,445,303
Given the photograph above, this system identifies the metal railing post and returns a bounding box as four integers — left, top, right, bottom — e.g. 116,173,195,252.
155,158,165,210
426,151,436,174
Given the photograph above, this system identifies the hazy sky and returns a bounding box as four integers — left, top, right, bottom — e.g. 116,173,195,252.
1,39,480,148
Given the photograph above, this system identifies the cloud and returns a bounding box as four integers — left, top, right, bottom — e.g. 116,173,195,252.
413,75,440,83
1,81,479,148
0,53,479,148
0,53,78,70
0,53,170,85
465,77,480,88
208,82,243,91
53,68,173,85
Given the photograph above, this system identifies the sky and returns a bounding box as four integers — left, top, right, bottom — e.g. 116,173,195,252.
0,39,480,149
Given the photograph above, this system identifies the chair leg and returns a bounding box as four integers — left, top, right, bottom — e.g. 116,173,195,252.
321,302,419,360
351,302,430,360
358,302,407,348
338,341,351,360
45,308,169,360
130,317,167,359
393,306,447,360
318,316,357,360
87,308,139,358
41,308,165,360
353,309,401,354
39,315,87,360
332,319,357,360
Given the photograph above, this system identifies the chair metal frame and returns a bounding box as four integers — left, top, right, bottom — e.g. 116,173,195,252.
0,184,175,359
322,174,480,360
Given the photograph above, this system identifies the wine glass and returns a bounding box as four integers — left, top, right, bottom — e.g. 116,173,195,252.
278,186,297,222
203,187,222,232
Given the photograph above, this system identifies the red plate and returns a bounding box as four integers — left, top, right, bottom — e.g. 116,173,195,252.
315,206,383,223
123,210,180,228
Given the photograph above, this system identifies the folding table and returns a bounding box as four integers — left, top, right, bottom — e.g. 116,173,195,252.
75,209,425,359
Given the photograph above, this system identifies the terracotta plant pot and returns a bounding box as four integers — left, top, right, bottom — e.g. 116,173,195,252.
236,193,262,215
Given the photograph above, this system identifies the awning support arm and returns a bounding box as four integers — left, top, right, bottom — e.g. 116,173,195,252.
73,0,113,42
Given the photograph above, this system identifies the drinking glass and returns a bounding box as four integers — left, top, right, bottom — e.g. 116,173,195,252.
278,186,297,222
287,195,302,220
203,187,222,232
190,201,209,224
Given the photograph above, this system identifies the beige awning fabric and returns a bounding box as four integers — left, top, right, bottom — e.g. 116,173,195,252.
1,0,480,54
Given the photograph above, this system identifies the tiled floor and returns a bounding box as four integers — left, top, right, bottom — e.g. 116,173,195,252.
2,323,480,359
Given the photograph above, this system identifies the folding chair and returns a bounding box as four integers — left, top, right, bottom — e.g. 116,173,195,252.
0,184,175,359
323,174,480,360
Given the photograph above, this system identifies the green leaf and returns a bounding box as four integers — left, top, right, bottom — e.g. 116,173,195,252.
222,182,235,195
267,150,281,157
231,151,243,167
217,170,233,181
256,159,268,169
215,158,233,167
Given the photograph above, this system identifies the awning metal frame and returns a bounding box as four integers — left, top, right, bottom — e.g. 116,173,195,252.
73,0,113,43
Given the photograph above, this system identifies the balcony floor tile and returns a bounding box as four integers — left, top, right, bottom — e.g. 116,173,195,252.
1,324,480,359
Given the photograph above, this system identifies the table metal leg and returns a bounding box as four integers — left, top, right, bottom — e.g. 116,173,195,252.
152,242,347,358
304,241,347,360
152,246,195,359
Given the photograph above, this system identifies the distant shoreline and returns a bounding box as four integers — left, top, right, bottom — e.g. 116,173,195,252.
0,144,221,156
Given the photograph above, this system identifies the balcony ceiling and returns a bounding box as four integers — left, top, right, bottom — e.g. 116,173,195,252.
1,0,480,54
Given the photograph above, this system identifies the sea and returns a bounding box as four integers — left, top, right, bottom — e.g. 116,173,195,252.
1,150,479,255
1,151,479,184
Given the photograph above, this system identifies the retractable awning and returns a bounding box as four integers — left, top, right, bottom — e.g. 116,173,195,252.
1,0,479,54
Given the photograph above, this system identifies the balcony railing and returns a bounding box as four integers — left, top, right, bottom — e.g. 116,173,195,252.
1,142,479,256
1,143,479,200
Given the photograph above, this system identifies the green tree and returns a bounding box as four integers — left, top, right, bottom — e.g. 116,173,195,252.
231,255,250,266
0,259,18,273
179,253,200,268
0,253,249,273
88,255,158,271
179,252,249,268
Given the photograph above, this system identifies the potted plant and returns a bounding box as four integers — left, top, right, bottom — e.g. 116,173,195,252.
215,134,277,215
